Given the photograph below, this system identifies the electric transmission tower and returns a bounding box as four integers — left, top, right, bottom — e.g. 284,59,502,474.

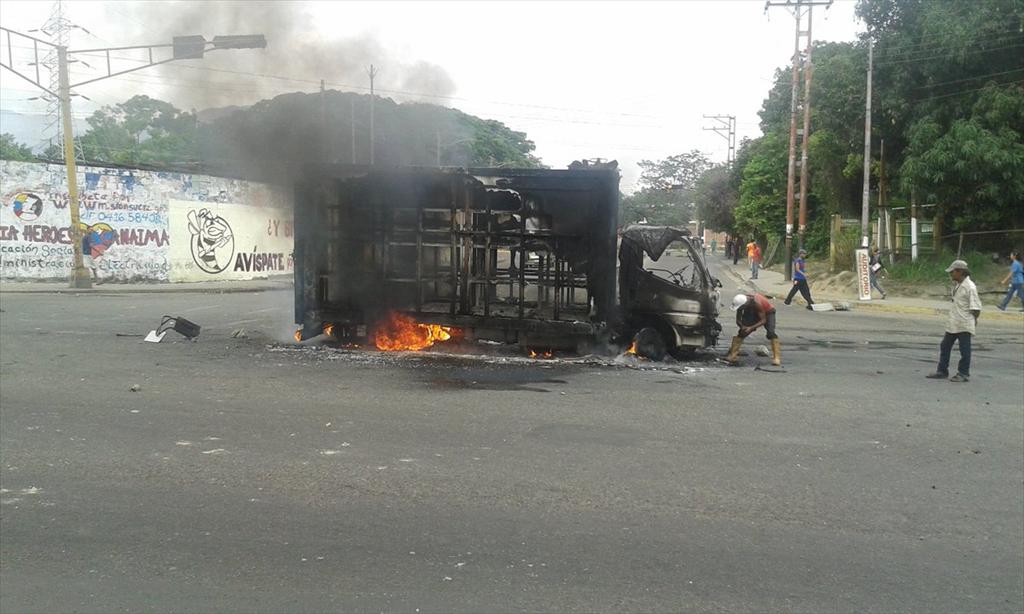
34,0,87,161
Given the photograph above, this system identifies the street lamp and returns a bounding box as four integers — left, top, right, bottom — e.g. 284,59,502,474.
0,28,266,288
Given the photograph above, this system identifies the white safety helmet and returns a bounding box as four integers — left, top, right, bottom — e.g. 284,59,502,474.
730,293,749,311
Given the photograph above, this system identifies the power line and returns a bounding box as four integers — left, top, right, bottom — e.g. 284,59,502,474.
39,63,669,129
875,42,1024,66
873,31,1023,58
65,49,659,120
916,67,1024,89
914,79,1024,102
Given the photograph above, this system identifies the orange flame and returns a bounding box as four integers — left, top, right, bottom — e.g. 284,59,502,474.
323,323,335,338
626,340,638,355
373,312,455,351
294,329,303,343
528,349,554,359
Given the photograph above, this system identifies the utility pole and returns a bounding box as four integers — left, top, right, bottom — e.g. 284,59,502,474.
796,6,814,251
765,0,832,279
1,27,265,288
56,45,85,285
367,64,379,165
910,188,919,263
319,79,328,161
877,139,886,251
860,38,873,248
701,114,736,166
350,96,356,164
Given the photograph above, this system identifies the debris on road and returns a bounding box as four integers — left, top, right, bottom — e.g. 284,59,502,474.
129,384,141,392
755,345,771,357
146,315,202,343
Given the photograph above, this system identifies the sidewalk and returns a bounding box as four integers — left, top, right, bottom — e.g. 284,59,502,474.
710,254,1023,322
0,277,293,294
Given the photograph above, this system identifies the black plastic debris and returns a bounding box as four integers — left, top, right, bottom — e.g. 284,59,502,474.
145,315,201,343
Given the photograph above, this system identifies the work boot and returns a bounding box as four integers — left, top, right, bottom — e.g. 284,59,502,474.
725,336,743,365
770,338,782,366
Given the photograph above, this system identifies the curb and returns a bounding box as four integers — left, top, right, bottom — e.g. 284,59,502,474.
0,284,291,295
717,265,1023,322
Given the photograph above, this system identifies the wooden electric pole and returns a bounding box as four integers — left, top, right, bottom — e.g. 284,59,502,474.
765,0,832,279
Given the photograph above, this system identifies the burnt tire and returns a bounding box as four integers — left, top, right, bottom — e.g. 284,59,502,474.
634,327,667,361
669,346,698,361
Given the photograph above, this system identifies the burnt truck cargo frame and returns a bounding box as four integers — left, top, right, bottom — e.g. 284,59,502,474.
294,165,620,349
293,165,720,353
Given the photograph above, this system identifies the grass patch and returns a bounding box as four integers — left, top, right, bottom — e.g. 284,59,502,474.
886,251,1002,284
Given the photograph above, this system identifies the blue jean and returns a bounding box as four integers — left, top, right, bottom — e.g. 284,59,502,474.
937,332,972,377
998,283,1023,310
750,261,759,279
870,271,885,296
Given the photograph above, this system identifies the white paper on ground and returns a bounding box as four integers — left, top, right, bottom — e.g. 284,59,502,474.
144,330,167,343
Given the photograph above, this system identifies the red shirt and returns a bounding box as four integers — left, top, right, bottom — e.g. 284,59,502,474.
752,293,774,314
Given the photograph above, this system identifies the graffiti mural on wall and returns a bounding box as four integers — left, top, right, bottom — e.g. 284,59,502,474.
12,192,44,221
168,199,292,282
187,208,235,274
0,161,291,282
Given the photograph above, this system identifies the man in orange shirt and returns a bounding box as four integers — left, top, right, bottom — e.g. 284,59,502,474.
725,292,781,366
746,240,761,279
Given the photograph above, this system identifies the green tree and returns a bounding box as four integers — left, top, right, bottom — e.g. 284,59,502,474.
620,187,694,227
734,133,788,241
77,95,200,165
900,85,1024,229
0,134,35,161
730,0,1024,254
857,0,1024,231
637,150,714,191
621,150,713,228
694,165,737,232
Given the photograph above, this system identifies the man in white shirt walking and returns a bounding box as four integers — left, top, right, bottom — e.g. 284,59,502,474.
926,259,983,383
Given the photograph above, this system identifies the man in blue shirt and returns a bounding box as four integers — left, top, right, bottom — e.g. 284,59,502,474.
997,251,1024,311
784,248,815,310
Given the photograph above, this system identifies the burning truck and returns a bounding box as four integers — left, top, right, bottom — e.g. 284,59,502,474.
292,164,721,358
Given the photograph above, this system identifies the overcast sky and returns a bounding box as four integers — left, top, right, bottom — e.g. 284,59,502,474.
0,0,865,191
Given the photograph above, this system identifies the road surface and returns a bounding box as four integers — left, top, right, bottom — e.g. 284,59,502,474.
1,276,1021,612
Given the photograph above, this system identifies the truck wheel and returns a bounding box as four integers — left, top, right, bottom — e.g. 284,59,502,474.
669,346,697,361
634,327,667,361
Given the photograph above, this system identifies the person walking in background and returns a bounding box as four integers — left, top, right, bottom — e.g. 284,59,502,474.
747,239,760,279
732,237,741,265
869,246,887,299
784,248,815,309
81,230,99,283
926,259,982,383
710,238,717,256
997,251,1023,312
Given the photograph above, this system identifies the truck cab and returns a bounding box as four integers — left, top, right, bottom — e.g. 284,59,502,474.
618,225,722,359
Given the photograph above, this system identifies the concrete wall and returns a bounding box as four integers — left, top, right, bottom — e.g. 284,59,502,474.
0,161,292,282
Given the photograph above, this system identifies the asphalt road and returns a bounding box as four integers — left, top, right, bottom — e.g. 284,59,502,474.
1,276,1022,613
